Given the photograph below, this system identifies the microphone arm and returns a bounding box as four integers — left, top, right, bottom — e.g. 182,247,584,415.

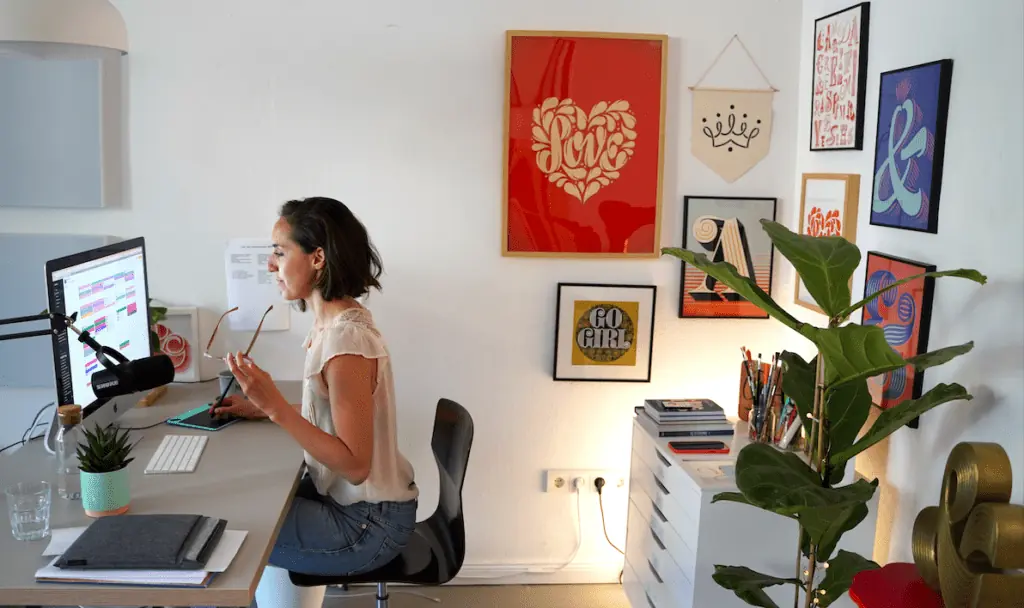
0,311,128,372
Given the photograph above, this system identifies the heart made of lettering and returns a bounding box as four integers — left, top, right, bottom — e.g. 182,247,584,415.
531,97,638,203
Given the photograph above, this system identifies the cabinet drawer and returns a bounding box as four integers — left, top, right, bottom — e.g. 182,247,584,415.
622,560,662,608
628,479,697,582
632,421,704,507
626,498,694,607
630,452,700,553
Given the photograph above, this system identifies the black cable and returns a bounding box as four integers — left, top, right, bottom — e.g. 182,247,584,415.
594,477,625,555
115,419,169,431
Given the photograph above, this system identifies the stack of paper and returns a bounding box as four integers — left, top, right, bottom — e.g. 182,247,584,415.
35,527,248,587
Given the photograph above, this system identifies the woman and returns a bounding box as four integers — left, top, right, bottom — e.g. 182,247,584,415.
213,196,418,608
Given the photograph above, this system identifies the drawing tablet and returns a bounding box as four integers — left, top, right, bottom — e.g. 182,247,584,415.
166,405,244,432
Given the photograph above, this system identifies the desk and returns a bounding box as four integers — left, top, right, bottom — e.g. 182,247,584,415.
0,381,305,607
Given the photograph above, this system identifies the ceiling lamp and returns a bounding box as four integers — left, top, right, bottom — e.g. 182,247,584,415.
0,0,128,60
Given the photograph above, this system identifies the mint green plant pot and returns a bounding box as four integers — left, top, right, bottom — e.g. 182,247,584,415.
80,466,131,517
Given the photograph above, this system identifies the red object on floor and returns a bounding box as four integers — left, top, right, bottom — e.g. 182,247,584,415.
849,562,944,608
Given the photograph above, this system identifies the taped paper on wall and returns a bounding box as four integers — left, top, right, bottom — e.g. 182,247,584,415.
224,239,289,331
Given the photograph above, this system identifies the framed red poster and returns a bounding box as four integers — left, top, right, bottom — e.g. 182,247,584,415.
861,251,935,428
502,31,668,258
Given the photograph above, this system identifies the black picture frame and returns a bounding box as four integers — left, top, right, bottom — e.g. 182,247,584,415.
860,251,936,429
552,282,656,382
869,59,954,234
679,195,777,319
809,1,871,151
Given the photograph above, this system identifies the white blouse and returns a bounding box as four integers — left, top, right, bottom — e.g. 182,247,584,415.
300,307,418,506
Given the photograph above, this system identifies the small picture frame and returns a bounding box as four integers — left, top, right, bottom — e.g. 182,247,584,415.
861,252,935,428
794,173,860,313
553,283,656,382
154,306,200,382
679,195,777,319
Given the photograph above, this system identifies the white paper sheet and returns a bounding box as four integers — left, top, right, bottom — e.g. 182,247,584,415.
224,238,290,331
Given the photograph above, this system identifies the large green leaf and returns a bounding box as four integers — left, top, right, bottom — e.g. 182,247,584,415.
712,565,802,608
839,269,987,321
780,351,816,437
661,246,804,332
803,324,906,389
830,383,972,466
712,492,759,508
735,443,877,517
906,342,975,371
823,380,872,483
816,550,880,608
760,220,861,318
801,502,870,561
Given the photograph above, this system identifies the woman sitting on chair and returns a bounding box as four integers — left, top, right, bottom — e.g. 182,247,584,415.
212,196,419,608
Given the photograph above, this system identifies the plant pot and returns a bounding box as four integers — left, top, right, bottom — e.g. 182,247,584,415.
80,466,131,517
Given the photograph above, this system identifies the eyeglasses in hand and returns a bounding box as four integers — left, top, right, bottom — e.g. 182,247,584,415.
203,305,273,360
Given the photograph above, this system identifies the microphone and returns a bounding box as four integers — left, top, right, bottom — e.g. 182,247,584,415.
91,354,176,399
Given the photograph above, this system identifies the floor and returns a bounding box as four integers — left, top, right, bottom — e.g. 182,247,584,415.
322,584,629,607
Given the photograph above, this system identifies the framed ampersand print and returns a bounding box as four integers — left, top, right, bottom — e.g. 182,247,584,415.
794,173,860,314
501,31,668,258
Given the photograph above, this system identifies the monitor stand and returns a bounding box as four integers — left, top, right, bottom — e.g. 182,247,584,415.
43,392,145,454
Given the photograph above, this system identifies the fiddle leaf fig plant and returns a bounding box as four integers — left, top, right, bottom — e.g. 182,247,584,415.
662,220,986,608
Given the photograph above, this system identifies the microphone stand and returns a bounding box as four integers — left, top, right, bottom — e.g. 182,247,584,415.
0,311,128,372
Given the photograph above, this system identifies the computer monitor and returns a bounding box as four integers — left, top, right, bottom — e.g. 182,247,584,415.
42,237,152,443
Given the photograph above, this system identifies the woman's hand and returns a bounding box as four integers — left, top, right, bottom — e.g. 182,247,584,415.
225,352,289,420
209,395,265,420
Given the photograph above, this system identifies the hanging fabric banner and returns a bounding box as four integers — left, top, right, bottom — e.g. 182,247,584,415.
690,35,777,183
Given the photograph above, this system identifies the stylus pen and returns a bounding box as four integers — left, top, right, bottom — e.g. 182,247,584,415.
211,377,235,415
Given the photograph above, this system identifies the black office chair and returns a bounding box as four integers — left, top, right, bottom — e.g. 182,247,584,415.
288,398,474,608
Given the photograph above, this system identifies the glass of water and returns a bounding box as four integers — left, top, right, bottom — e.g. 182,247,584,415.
4,480,52,541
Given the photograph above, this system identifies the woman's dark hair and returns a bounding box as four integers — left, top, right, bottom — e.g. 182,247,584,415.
279,197,382,311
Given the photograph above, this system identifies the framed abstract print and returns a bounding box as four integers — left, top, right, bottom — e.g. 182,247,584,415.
154,306,200,382
502,31,668,258
861,252,935,428
679,196,777,319
810,2,871,151
553,283,656,382
870,59,953,233
794,173,860,313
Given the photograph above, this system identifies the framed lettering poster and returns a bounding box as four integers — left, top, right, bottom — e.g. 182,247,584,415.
553,283,656,382
502,31,668,258
810,2,870,151
870,59,953,234
679,196,777,319
861,252,935,428
794,173,860,314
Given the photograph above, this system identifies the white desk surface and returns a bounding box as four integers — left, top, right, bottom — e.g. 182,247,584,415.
0,380,304,607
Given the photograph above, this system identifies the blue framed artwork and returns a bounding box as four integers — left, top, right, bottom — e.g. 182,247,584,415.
870,59,953,234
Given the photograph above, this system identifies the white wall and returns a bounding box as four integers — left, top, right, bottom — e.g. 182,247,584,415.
0,0,812,581
794,0,1024,564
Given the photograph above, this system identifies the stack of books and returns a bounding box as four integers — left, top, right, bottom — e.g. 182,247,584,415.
635,398,735,458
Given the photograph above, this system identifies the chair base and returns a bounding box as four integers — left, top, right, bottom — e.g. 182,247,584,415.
327,582,441,607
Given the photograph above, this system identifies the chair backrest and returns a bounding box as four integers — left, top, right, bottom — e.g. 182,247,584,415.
424,397,474,579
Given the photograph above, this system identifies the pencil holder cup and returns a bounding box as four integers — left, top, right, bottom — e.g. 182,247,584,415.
80,466,131,517
218,370,243,398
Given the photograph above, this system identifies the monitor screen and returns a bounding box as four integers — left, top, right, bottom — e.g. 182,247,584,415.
45,237,151,407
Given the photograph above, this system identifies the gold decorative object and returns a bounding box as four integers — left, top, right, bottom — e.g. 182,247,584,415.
912,442,1024,607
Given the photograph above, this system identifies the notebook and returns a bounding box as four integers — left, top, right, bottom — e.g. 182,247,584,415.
36,528,247,587
54,514,226,571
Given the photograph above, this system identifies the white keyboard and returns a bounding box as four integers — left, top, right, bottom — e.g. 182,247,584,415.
144,434,208,474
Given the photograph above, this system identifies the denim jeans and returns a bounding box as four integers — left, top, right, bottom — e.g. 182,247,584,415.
267,476,418,577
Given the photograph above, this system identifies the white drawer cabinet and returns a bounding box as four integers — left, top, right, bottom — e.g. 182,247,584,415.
623,418,877,608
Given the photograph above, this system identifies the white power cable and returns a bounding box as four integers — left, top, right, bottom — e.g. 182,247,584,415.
456,480,584,580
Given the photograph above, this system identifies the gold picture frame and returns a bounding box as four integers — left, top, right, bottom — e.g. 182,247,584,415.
794,173,860,314
501,30,669,258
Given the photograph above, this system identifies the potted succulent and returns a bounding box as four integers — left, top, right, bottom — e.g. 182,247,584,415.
77,424,136,517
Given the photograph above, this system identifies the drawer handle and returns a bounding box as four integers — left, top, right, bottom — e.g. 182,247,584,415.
650,526,666,550
653,476,670,495
647,559,664,584
651,501,668,522
645,592,657,608
656,450,671,467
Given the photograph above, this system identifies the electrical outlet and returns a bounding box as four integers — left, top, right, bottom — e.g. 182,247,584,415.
543,469,627,493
